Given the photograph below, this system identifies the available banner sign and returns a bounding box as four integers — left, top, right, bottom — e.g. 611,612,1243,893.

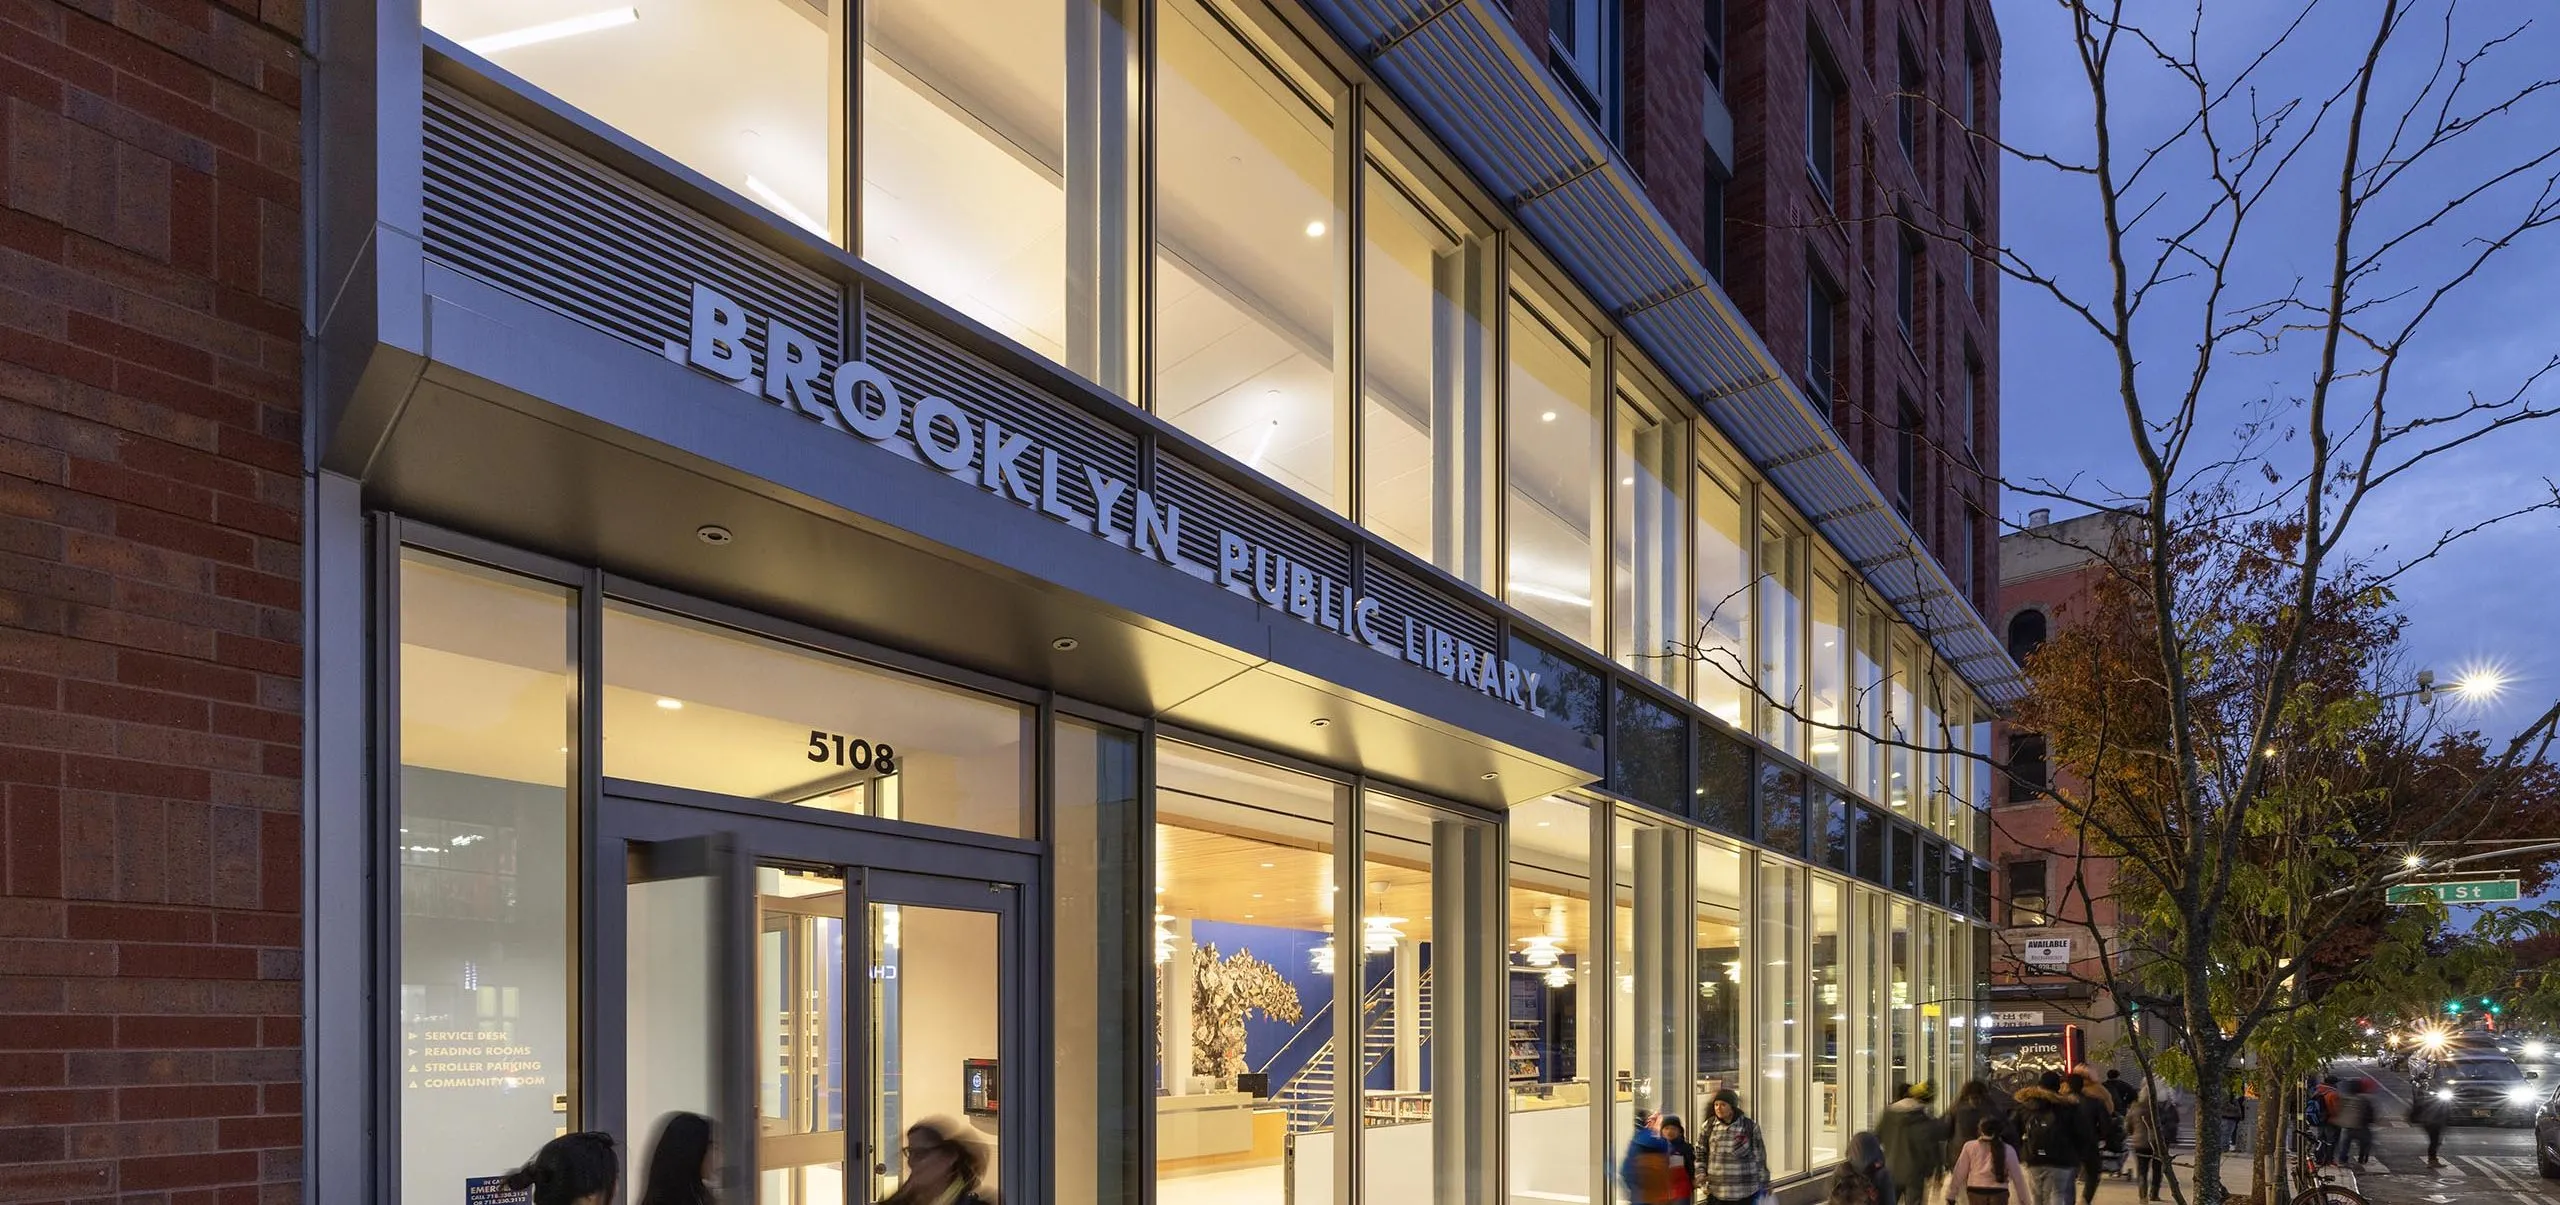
2021,937,2071,967
672,285,1545,716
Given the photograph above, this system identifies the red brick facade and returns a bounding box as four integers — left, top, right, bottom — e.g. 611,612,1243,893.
0,1,305,1202
1504,0,2004,611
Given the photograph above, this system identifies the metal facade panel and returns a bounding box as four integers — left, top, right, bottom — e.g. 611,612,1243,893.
419,83,840,365
1152,455,1354,589
1367,560,1499,659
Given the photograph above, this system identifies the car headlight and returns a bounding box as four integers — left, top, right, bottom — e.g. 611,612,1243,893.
2437,1088,2455,1100
2529,1042,2550,1060
2512,1086,2542,1104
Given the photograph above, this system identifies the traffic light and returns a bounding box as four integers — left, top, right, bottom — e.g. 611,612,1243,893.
2449,1001,2463,1013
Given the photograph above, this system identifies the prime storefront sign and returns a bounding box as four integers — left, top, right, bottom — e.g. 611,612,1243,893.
673,285,1546,716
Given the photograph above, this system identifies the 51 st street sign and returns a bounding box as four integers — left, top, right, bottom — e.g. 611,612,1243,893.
2385,879,2521,905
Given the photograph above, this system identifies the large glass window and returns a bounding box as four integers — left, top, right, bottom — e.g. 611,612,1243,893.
1614,689,1687,815
1855,604,1887,804
1507,296,1602,645
1808,566,1846,781
1363,151,1495,585
1757,857,1804,1178
1810,876,1845,1166
1917,666,1943,832
863,0,1134,385
1692,459,1752,728
1695,722,1753,839
1152,743,1344,1205
1055,720,1144,1205
1916,911,1942,1095
1362,795,1494,1205
429,0,839,236
1613,811,1681,1204
1613,386,1685,689
1888,634,1918,814
1757,517,1803,753
1155,1,1342,506
1888,902,1913,1096
1509,796,1595,1204
1696,838,1745,1099
396,552,574,1205
602,604,1035,838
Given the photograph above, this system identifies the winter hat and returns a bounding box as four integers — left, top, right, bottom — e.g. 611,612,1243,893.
2039,1071,2063,1092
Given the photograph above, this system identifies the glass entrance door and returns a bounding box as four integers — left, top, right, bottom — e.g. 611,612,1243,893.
596,787,1033,1205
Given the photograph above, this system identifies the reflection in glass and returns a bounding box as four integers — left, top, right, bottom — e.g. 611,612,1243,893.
1364,159,1495,585
1693,463,1751,728
1694,722,1753,839
396,552,573,1205
1613,390,1684,688
758,868,846,1205
1152,743,1343,1205
1759,760,1806,860
1757,520,1802,754
602,604,1034,838
1810,877,1845,1166
1696,838,1745,1100
1155,1,1340,507
1613,689,1687,815
1508,797,1594,1205
1508,299,1601,646
1808,568,1846,780
1758,857,1804,1178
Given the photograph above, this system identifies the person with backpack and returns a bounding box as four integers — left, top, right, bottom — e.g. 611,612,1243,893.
2309,1074,2342,1165
2013,1071,2094,1205
2332,1079,2376,1170
1620,1111,1697,1205
2101,1069,2137,1114
1699,1089,1772,1205
2061,1072,2115,1205
1945,1115,2030,1205
1829,1131,1894,1205
1878,1081,1948,1205
2124,1084,2178,1203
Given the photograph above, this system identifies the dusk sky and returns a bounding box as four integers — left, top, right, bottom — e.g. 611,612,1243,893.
1990,0,2560,745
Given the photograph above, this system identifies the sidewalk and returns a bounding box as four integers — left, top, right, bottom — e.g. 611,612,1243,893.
2084,1151,2300,1204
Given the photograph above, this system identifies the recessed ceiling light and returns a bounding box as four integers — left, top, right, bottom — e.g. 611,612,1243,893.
1304,220,1327,237
1540,411,1557,422
1260,862,1275,869
1481,771,1499,781
1310,717,1331,727
695,524,733,546
1051,637,1080,651
655,697,683,711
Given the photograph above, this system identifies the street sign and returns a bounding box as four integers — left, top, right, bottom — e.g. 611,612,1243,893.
2385,879,2520,905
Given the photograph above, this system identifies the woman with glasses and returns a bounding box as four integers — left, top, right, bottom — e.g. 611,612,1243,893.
885,1116,996,1205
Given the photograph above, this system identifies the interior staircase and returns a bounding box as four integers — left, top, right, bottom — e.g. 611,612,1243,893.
1270,968,1432,1132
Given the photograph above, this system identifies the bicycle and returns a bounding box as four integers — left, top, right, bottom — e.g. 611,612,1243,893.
2288,1122,2367,1205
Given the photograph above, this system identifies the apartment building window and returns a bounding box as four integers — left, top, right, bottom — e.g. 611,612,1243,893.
1894,397,1919,515
1895,228,1920,337
1896,36,1923,165
1964,193,1984,303
2006,733,2048,803
2007,609,2047,663
1806,263,1840,403
1551,0,1619,134
1702,0,1727,90
1702,166,1728,281
2005,859,2049,926
1961,351,1981,456
1963,22,1987,131
1807,41,1841,198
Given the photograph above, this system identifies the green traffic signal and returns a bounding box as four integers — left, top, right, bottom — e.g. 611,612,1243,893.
2449,1001,2463,1013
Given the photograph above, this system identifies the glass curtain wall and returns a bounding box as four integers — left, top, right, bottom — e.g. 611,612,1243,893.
1757,857,1804,1179
395,552,575,1205
1888,901,1914,1097
1151,743,1344,1205
1507,296,1604,645
1613,384,1685,691
1155,0,1343,506
1916,912,1941,1095
1917,671,1944,833
1696,839,1745,1100
1612,810,1685,1205
1756,519,1802,755
1809,876,1846,1167
1888,635,1918,814
1359,795,1496,1205
1807,567,1845,781
1508,796,1596,1203
1692,458,1752,729
1855,604,1887,805
1055,720,1145,1205
1361,148,1496,586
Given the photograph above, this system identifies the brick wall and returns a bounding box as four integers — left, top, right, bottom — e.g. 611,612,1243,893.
0,1,305,1202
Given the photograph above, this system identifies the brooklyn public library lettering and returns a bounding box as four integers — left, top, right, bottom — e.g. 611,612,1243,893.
669,284,1545,716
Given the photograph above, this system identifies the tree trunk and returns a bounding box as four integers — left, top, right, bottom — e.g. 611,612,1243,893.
2192,1051,2233,1205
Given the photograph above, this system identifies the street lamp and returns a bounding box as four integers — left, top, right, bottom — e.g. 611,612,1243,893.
2386,666,2510,706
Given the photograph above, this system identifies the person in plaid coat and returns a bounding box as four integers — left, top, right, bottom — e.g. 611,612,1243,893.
1699,1088,1772,1204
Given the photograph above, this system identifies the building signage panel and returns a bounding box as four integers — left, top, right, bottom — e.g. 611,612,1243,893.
673,284,1544,714
2021,938,2071,968
1988,1010,2046,1029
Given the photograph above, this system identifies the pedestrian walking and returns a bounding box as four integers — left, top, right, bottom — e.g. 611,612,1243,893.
1946,1080,1999,1174
2101,1069,2136,1113
2332,1080,2376,1169
1879,1080,1948,1205
1620,1112,1697,1204
2062,1072,2114,1205
2408,1085,2448,1169
1944,1115,2030,1205
1699,1089,1773,1205
2012,1072,2093,1205
498,1131,620,1205
1829,1131,1895,1205
2124,1085,2178,1203
882,1118,996,1205
2309,1075,2341,1165
637,1112,716,1205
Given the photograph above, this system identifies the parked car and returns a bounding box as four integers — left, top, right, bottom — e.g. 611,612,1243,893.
2534,1090,2560,1177
2430,1055,2543,1127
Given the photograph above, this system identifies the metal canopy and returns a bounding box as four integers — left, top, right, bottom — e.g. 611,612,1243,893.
1305,0,2027,707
